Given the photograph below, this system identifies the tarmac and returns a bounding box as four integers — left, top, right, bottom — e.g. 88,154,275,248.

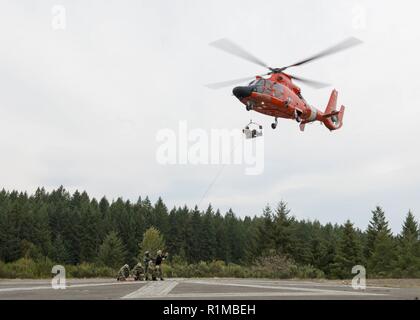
0,278,419,300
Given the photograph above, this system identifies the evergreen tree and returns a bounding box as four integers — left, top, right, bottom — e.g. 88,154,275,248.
2,186,420,279
396,211,420,276
318,223,339,276
225,209,246,264
289,220,313,265
364,207,397,276
272,201,293,256
368,229,397,277
185,206,204,263
79,199,102,262
256,204,275,256
51,234,70,263
331,220,363,278
214,209,228,262
201,205,217,261
365,206,391,259
97,231,127,269
152,198,170,236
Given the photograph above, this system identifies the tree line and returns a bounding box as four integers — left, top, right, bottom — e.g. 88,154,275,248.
0,187,419,278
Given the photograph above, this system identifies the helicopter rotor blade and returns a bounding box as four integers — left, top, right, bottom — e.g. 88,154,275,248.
205,75,258,89
209,38,269,69
287,74,330,89
282,37,363,70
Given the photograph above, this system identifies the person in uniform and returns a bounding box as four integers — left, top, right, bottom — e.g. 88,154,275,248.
131,262,145,281
148,259,157,281
143,251,151,280
117,264,130,281
154,250,167,281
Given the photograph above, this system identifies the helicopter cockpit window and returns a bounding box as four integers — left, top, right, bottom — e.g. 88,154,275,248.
250,79,265,93
273,83,283,98
263,80,273,94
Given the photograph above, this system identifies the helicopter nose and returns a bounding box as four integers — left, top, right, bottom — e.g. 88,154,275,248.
233,86,253,99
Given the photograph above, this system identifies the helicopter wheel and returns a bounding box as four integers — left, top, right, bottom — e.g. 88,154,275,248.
271,117,278,129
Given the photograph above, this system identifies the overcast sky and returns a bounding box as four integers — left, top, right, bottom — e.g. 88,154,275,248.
1,0,420,233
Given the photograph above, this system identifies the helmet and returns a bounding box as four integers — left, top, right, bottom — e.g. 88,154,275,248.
157,250,162,255
124,264,129,268
145,251,149,255
137,262,142,267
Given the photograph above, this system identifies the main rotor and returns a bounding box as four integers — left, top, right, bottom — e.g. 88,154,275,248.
206,37,362,89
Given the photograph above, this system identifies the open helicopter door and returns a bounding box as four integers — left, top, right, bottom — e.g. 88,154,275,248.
243,120,263,139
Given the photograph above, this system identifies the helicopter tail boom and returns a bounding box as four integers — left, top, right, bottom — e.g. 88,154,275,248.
322,89,345,131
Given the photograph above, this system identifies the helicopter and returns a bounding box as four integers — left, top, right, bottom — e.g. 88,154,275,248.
206,37,362,131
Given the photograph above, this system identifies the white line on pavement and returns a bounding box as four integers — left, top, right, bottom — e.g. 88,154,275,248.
137,291,383,299
183,280,385,296
205,279,398,291
122,281,179,299
0,281,140,293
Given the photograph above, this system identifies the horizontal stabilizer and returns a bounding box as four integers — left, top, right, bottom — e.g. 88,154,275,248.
323,110,340,118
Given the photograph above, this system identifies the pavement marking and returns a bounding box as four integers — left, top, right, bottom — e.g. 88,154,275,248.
138,291,385,299
122,281,179,299
183,280,385,296
234,280,399,290
0,281,139,293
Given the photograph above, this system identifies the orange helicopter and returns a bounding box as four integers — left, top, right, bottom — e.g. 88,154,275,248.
207,37,362,131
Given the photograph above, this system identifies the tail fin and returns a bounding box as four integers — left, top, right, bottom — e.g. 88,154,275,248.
323,89,345,131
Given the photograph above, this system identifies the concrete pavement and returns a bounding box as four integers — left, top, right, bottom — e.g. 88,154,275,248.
0,278,418,300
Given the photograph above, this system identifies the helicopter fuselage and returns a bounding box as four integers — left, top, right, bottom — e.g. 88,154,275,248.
233,73,344,131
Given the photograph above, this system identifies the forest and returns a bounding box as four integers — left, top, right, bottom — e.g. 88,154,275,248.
0,187,419,279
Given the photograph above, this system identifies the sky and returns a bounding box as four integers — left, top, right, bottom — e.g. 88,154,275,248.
1,0,420,233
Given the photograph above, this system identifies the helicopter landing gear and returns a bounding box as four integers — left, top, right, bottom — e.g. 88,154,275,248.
294,110,302,123
246,101,254,111
271,118,278,129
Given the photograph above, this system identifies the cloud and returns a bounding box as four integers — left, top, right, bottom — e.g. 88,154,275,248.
0,0,419,233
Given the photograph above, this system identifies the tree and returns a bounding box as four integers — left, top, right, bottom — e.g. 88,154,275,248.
51,234,70,264
3,186,419,281
167,206,189,260
396,211,420,277
80,199,102,262
214,209,228,262
365,206,391,259
318,223,339,277
201,205,217,261
224,209,246,264
97,231,127,269
152,198,170,236
272,201,293,256
368,230,397,277
256,204,275,256
331,220,363,278
138,227,166,259
363,206,397,276
185,207,204,263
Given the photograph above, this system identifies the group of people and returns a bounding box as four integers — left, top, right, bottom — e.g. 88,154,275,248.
117,250,168,281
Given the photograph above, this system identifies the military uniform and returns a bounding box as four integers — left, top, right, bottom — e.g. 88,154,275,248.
143,251,152,280
117,264,130,281
148,260,157,280
131,262,145,281
154,250,167,281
